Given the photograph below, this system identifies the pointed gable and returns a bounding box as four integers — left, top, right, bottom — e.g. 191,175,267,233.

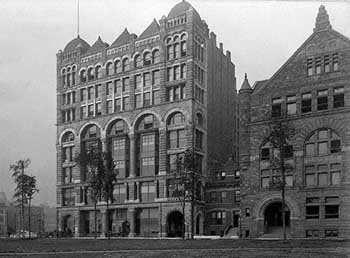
138,19,160,40
111,28,131,47
86,36,109,55
255,5,350,94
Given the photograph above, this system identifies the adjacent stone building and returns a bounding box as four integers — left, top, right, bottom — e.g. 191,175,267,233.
56,1,238,238
239,6,350,238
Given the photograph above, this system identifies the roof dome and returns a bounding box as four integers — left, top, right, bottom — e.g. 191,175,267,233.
64,36,90,53
168,0,192,19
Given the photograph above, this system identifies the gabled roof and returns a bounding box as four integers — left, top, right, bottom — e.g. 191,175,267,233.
111,28,131,47
252,80,269,94
138,19,160,40
86,36,109,55
254,5,350,94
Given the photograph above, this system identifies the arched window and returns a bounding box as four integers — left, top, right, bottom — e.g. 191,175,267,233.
80,69,87,83
167,112,186,150
304,128,342,187
143,52,151,66
114,60,122,73
136,114,159,131
95,65,102,79
195,113,203,126
71,66,76,85
61,69,66,87
81,125,101,141
180,34,187,57
173,35,179,42
166,37,172,44
122,58,129,72
134,54,142,68
135,114,160,177
62,131,75,143
167,112,185,126
106,62,113,76
108,120,128,136
66,67,71,87
174,43,180,59
87,67,94,81
152,49,160,64
305,128,341,156
107,120,129,179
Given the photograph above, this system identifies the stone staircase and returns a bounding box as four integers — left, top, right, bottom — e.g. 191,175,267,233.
223,227,239,239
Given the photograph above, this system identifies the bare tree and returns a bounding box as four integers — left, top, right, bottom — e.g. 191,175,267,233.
267,120,295,240
24,175,39,239
10,159,31,239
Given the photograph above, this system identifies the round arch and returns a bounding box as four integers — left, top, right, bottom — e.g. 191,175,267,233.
104,116,132,133
164,108,190,125
132,110,163,129
194,210,204,235
78,121,103,138
59,128,77,145
166,209,184,237
254,194,300,220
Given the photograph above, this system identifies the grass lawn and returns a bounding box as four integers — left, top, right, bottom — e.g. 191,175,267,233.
0,238,349,258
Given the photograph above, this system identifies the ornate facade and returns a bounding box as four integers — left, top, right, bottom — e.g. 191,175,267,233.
239,6,350,239
56,1,238,238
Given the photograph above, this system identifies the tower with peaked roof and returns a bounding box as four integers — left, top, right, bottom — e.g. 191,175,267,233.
56,1,238,238
239,6,350,239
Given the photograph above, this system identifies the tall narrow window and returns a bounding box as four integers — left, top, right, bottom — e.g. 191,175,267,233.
317,89,328,110
307,58,313,76
286,95,296,115
301,92,312,113
333,87,344,108
332,53,338,71
315,57,321,75
272,97,282,117
324,55,330,73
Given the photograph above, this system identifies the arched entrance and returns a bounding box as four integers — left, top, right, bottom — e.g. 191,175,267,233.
63,215,74,237
264,202,290,234
167,211,184,237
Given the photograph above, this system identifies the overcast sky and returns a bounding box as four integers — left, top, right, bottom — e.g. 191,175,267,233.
0,0,349,206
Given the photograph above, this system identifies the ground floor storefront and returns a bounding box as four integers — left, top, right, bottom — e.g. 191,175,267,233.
57,201,205,238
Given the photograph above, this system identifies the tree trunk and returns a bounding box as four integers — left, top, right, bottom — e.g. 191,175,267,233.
106,200,110,240
28,199,31,239
21,166,25,240
94,201,97,239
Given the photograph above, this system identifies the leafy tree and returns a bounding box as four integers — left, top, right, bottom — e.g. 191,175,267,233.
23,175,39,239
171,149,202,239
76,146,116,239
10,159,31,239
266,120,295,240
101,151,117,239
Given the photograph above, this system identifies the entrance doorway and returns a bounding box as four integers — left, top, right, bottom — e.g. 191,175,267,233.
63,215,74,237
167,211,184,237
264,202,290,233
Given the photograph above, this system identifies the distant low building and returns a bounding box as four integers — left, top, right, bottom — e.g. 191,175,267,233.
0,192,8,237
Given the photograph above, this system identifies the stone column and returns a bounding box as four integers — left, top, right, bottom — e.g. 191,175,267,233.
128,208,136,237
100,209,108,238
74,210,80,238
101,137,107,152
129,133,136,178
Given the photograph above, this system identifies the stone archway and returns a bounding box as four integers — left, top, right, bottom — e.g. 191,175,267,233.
254,194,300,238
263,202,290,234
167,210,184,237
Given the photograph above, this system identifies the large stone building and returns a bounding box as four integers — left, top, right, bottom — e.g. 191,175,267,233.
56,1,238,237
239,6,350,238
